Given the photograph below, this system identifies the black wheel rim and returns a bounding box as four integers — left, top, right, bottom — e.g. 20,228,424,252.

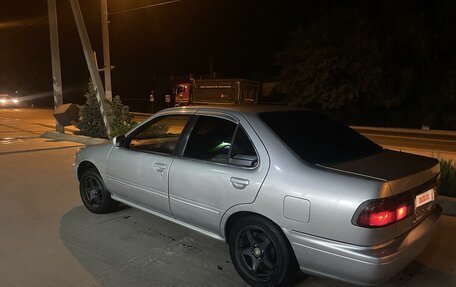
81,175,103,208
234,225,279,282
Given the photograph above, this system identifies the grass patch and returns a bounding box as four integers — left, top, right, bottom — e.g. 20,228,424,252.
439,159,456,198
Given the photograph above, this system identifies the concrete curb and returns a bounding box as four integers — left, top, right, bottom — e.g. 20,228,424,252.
41,131,109,145
436,195,456,217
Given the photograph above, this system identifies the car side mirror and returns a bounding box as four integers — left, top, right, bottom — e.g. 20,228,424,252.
113,135,127,148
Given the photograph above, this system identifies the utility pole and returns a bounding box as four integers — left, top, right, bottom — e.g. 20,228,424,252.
100,0,112,101
47,0,64,133
70,0,112,137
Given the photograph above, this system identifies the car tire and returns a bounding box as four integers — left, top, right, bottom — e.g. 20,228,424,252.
79,168,116,214
229,215,298,287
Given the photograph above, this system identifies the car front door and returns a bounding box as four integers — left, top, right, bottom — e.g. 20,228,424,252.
169,111,269,233
106,114,191,215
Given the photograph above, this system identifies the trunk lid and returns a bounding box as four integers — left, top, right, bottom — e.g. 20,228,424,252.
319,149,440,237
319,149,439,194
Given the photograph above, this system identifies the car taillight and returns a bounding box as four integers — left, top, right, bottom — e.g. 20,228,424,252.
396,205,407,221
353,192,413,228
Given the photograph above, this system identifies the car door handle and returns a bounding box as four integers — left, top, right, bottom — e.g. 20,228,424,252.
154,163,167,172
230,177,250,190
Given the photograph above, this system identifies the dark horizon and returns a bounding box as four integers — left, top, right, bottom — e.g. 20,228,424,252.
1,0,455,130
0,0,311,106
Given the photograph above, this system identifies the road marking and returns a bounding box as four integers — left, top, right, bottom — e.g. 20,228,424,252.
0,122,43,135
0,117,19,122
0,145,83,156
0,135,40,140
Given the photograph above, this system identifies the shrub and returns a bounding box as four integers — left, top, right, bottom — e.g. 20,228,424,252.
109,95,136,137
74,80,136,138
74,81,108,138
439,159,456,198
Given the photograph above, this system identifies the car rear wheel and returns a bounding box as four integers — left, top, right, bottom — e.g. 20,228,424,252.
79,169,116,214
229,215,298,287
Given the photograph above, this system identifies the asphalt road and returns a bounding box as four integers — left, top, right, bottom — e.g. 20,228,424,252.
0,108,455,287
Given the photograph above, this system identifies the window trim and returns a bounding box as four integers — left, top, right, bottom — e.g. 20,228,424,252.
175,115,198,156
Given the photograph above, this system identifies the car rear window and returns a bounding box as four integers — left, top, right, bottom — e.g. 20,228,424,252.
260,111,383,164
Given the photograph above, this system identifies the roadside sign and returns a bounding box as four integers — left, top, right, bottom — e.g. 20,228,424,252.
150,90,154,102
165,94,171,103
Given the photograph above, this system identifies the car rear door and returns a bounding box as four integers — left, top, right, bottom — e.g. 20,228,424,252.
106,114,191,215
169,111,269,233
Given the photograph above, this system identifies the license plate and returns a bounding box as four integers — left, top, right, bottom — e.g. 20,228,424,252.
415,188,435,208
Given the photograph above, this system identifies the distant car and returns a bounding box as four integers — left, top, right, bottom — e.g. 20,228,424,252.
0,94,20,107
74,105,442,287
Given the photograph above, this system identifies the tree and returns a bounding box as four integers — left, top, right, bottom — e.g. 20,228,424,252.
74,80,108,138
109,95,136,137
74,80,136,138
276,0,456,129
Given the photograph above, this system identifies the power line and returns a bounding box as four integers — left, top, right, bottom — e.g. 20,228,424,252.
0,0,182,43
0,0,71,43
0,16,48,42
109,0,181,16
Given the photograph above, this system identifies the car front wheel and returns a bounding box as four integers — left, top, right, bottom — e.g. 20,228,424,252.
229,215,298,287
79,168,116,214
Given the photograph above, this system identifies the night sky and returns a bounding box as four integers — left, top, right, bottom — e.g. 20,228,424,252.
0,0,311,107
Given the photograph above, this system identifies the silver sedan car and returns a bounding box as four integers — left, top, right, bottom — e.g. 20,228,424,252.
74,105,442,287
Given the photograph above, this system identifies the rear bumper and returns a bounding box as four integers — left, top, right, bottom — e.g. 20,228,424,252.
285,205,442,285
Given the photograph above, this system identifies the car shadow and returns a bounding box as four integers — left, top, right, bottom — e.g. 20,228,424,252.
59,206,248,287
298,260,456,287
60,206,455,287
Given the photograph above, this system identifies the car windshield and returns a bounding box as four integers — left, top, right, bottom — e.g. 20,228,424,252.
260,111,383,164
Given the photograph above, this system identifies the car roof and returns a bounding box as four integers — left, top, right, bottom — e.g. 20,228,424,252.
165,104,304,116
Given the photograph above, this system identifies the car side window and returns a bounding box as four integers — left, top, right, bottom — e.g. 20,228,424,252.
184,116,236,163
183,116,258,167
229,127,258,167
129,115,190,154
